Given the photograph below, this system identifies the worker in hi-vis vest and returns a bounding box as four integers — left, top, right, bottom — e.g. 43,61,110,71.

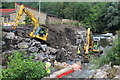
77,45,81,54
93,42,98,50
45,59,51,74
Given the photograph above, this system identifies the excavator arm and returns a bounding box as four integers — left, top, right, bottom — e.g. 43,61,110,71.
83,28,92,62
12,5,48,41
85,28,92,54
12,5,24,29
83,28,101,63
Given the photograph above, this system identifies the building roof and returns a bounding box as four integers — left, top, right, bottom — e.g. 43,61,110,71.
16,3,37,10
16,3,47,14
0,9,15,13
0,9,15,17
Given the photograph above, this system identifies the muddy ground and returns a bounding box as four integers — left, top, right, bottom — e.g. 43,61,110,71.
48,24,86,53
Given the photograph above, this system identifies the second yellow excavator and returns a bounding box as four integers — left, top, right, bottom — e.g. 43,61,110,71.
12,5,48,41
83,28,102,63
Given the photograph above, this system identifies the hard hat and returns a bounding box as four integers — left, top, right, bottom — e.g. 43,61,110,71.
46,62,51,67
48,59,51,62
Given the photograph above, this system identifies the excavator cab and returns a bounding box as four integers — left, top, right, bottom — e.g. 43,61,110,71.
30,25,48,41
93,37,100,52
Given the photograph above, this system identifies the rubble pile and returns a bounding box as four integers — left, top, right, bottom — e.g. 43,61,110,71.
2,24,86,66
2,32,55,64
89,65,120,79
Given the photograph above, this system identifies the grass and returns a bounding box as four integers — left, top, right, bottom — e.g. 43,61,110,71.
0,65,2,79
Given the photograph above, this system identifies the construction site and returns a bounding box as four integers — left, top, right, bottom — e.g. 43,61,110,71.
1,2,120,79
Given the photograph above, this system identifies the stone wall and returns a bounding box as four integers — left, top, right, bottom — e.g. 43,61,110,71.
61,19,79,24
47,16,62,25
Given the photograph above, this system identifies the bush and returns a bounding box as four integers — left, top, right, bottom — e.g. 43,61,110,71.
2,51,47,79
90,55,110,69
105,31,120,66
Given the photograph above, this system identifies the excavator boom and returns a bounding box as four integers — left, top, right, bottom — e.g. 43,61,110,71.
12,5,48,41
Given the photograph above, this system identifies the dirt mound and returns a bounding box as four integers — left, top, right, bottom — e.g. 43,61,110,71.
48,24,86,53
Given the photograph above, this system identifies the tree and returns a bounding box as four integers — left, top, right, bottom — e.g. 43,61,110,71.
2,2,15,9
104,2,120,32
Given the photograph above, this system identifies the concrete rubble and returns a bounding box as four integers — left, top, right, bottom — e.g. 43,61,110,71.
2,30,82,67
5,32,15,39
2,25,85,78
86,64,120,79
93,69,108,78
18,42,29,49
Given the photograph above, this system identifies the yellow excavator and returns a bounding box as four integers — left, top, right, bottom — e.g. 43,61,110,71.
83,28,102,63
12,5,48,41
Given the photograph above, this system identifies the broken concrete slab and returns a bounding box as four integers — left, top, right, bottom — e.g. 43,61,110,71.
34,53,45,61
18,42,29,49
47,47,58,55
31,41,41,47
5,32,15,39
2,32,7,38
2,41,5,45
94,69,107,78
41,44,47,52
24,38,31,42
28,47,39,53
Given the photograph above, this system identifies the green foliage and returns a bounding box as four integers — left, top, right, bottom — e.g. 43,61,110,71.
2,51,47,79
2,2,120,33
24,16,32,25
2,2,15,9
104,2,120,32
21,2,39,9
90,55,110,69
106,31,120,66
41,2,120,33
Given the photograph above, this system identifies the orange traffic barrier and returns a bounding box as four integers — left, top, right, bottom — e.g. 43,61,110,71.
57,69,74,78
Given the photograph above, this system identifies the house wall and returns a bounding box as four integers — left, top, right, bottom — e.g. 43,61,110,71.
61,19,79,24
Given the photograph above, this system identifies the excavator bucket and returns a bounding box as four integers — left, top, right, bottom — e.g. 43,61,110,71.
82,54,90,63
